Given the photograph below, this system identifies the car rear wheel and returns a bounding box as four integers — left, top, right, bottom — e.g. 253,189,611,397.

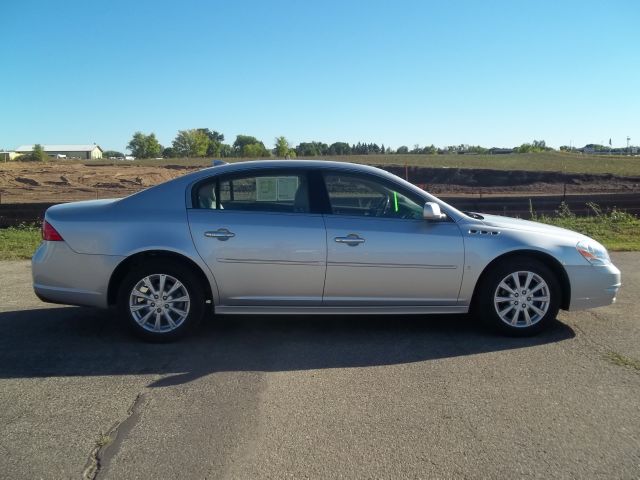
117,261,205,342
476,258,560,336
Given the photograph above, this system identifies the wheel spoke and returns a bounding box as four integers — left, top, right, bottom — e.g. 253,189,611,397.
130,304,149,312
136,309,154,326
168,295,189,304
529,283,545,294
163,311,177,329
132,290,154,301
165,281,183,297
511,308,521,325
523,308,532,325
499,282,515,294
511,272,521,291
530,304,546,316
143,277,157,296
154,312,162,331
532,296,550,302
158,274,166,297
495,296,514,303
169,306,187,317
498,305,514,317
523,272,533,290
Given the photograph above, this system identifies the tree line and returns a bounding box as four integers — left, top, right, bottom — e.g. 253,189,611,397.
101,130,611,159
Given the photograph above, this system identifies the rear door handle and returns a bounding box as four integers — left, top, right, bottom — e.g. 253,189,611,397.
334,234,365,246
205,228,235,241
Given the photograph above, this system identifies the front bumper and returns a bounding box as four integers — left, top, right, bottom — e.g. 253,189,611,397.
565,262,622,311
32,241,123,308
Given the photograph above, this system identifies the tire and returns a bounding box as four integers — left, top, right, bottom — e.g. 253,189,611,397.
475,258,560,336
117,260,206,342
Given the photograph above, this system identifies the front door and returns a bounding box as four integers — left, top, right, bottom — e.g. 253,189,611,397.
188,170,326,306
321,172,464,306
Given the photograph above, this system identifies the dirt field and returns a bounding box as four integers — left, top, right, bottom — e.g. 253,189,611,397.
1,161,639,204
0,162,199,203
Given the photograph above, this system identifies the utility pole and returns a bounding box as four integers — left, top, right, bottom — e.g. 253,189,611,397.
627,136,631,155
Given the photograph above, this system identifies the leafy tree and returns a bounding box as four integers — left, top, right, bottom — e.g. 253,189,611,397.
198,128,225,156
274,136,292,157
233,135,261,153
230,135,269,157
515,139,552,153
103,150,124,158
32,144,48,161
423,144,437,154
296,141,328,156
396,146,409,154
17,144,49,162
242,142,270,157
219,144,233,157
162,147,176,158
327,142,351,155
172,129,210,157
127,132,162,158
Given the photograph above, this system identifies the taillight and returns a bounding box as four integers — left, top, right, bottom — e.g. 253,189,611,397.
42,220,63,241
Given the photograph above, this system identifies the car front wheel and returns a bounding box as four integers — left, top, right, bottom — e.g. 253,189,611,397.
117,261,205,342
476,258,561,336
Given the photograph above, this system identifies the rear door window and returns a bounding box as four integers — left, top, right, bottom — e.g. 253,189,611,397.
195,172,310,213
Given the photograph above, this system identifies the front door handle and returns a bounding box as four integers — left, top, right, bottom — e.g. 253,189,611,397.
205,228,235,241
334,234,365,246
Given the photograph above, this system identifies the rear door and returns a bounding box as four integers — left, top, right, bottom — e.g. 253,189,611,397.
320,171,465,306
188,169,326,306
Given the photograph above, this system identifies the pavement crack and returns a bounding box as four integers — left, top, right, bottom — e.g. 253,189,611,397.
569,314,640,374
83,392,147,480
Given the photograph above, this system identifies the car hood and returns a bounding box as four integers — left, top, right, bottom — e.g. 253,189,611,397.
477,213,588,241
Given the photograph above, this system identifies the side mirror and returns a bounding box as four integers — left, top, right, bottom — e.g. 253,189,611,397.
423,202,446,220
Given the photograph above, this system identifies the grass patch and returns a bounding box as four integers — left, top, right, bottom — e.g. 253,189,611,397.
81,151,640,176
96,432,113,448
605,351,640,371
531,202,640,251
0,224,41,260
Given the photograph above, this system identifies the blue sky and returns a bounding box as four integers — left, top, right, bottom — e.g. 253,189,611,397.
1,0,638,152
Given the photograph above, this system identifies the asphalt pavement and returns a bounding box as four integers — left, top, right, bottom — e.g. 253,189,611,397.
0,253,638,479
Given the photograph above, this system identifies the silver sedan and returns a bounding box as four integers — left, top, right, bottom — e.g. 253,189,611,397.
32,160,621,341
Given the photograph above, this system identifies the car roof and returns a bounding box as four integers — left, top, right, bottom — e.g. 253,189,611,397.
117,159,465,222
197,159,385,175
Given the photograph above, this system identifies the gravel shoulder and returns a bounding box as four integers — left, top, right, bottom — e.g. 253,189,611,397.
0,254,638,479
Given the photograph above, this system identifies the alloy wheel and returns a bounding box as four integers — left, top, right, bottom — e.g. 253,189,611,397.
129,274,191,333
493,271,550,328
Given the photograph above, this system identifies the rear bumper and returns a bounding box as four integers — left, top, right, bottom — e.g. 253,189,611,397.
566,262,622,311
32,241,123,308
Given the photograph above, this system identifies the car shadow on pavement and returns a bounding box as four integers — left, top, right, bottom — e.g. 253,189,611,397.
0,306,575,387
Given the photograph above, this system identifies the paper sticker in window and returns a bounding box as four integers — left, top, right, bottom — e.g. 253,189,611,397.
256,177,278,201
277,177,299,201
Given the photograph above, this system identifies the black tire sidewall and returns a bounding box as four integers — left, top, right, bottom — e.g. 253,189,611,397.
117,260,205,342
477,258,561,336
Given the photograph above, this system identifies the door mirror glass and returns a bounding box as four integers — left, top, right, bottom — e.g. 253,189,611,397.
423,202,446,220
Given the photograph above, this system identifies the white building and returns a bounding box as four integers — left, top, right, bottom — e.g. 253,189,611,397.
15,144,103,160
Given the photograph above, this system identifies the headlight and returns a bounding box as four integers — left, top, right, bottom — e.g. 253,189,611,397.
576,240,611,266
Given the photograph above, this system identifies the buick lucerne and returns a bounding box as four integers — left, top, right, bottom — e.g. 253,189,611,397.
32,161,621,341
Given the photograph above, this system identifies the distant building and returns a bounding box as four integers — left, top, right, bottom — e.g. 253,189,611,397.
14,144,103,160
0,151,21,161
